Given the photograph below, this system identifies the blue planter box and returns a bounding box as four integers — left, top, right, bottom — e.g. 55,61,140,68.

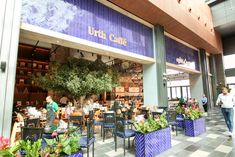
176,114,184,128
185,117,206,137
135,127,171,157
60,151,83,157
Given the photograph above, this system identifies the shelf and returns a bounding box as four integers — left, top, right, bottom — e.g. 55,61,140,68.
18,58,49,65
16,75,31,79
15,84,31,87
17,67,48,72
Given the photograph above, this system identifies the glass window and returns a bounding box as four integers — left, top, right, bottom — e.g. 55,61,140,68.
167,88,171,99
176,87,181,98
224,55,235,69
182,87,188,98
171,87,177,99
187,87,191,98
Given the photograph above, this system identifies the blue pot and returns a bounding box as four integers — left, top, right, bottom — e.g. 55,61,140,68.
185,117,206,136
60,151,83,157
135,127,171,157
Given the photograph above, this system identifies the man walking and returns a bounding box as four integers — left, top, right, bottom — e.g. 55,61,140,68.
216,87,235,137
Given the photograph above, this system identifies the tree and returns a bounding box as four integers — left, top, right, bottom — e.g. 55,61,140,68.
34,57,119,105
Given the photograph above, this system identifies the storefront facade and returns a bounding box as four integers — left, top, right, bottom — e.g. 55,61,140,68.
0,0,221,137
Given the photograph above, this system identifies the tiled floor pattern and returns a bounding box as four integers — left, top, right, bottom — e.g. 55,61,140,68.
82,107,235,157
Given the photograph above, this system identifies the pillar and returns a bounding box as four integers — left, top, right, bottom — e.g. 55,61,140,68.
189,74,204,103
199,49,211,111
209,55,218,106
214,54,226,85
0,0,22,137
143,25,168,108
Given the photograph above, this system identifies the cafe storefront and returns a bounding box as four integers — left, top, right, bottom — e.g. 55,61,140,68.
0,0,210,138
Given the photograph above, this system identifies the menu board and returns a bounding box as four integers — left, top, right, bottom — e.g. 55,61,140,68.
115,86,125,93
129,87,140,93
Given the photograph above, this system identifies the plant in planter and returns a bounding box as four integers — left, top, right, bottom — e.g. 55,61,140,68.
184,107,205,136
0,137,42,157
176,105,186,128
134,114,171,157
0,136,14,156
44,128,82,157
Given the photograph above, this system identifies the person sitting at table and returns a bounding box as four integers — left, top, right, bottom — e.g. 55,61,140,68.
92,100,100,109
83,98,93,115
46,96,59,126
59,95,68,107
111,96,122,114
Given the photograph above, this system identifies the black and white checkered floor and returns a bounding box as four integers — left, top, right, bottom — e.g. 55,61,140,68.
82,107,235,157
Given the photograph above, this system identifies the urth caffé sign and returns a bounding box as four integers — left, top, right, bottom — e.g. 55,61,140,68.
21,0,153,58
88,26,127,46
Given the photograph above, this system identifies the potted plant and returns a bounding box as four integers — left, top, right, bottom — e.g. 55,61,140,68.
175,105,185,128
184,106,205,136
44,128,82,157
134,114,171,157
0,136,14,156
0,136,42,157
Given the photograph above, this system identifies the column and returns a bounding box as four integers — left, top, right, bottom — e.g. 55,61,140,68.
0,0,22,137
189,74,204,102
143,25,168,108
214,54,226,86
209,55,218,106
199,49,211,111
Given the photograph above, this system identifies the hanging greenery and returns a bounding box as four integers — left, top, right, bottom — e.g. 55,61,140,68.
33,57,119,99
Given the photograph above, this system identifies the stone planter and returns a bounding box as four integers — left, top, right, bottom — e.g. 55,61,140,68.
135,127,171,157
185,117,206,137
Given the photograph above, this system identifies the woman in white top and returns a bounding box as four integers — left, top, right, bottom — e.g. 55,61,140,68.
216,87,235,137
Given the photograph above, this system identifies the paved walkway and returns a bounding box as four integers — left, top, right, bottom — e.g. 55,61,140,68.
83,107,235,157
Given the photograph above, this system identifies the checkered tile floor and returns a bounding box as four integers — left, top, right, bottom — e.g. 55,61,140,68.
82,107,235,157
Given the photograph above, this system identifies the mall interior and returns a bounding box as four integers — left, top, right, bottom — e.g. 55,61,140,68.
0,0,235,157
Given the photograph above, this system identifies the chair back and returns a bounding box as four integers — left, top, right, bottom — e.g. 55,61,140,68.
141,109,149,119
89,110,94,121
87,119,94,142
24,118,40,127
21,127,44,142
103,112,115,125
115,116,125,133
167,110,177,122
69,115,83,131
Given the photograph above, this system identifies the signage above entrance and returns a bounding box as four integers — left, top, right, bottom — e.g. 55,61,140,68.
21,0,154,58
165,36,200,71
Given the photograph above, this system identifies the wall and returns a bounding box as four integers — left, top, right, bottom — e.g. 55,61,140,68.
0,0,22,137
222,35,235,77
189,74,204,103
108,0,223,53
211,0,235,27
